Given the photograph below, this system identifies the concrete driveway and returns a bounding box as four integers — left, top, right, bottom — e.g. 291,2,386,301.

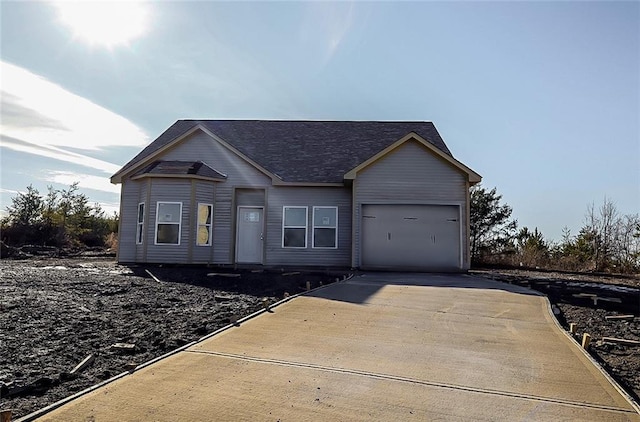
34,273,639,421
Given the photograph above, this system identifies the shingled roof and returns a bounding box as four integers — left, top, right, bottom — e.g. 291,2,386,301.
114,120,454,184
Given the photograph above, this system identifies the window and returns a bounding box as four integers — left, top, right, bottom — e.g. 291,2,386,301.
282,206,307,248
136,203,144,244
155,202,182,245
313,207,338,248
196,203,213,246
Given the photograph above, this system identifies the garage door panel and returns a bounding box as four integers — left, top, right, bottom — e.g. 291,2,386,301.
361,205,460,270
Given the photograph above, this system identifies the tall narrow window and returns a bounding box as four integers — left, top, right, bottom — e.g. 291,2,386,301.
282,206,307,248
136,203,144,244
196,203,213,246
155,202,182,245
313,207,337,248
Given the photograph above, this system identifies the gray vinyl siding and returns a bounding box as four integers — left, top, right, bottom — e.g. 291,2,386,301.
212,185,233,264
265,186,351,267
144,179,191,263
117,181,140,263
160,131,271,187
236,189,265,207
352,140,469,269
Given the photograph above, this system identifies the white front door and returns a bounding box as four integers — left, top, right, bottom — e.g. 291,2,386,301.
236,207,264,263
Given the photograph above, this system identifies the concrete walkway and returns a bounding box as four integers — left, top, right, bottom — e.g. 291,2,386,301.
35,273,639,421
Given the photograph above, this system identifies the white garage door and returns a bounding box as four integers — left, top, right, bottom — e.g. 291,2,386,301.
361,204,461,270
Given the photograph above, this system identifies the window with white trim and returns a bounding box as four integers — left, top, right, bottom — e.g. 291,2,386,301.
313,206,338,248
155,202,182,245
196,203,213,246
282,206,307,248
136,202,144,244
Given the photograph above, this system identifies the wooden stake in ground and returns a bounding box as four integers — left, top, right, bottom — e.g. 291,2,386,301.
604,315,635,321
602,337,640,346
582,333,591,349
111,343,136,353
1,409,12,422
145,269,162,283
207,273,241,278
70,354,95,375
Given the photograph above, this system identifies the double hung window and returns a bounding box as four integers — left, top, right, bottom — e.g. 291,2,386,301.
155,202,182,245
282,206,307,248
136,203,144,244
313,207,337,248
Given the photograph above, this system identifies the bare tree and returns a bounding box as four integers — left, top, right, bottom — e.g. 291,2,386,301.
584,197,619,271
613,214,640,272
582,197,640,272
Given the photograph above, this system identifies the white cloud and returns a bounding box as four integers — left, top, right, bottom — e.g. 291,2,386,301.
97,202,120,217
0,188,22,195
301,3,356,64
1,135,121,174
0,61,149,152
325,3,355,59
44,171,121,194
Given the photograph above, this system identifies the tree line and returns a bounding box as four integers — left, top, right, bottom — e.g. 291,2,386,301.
471,185,640,273
1,183,118,249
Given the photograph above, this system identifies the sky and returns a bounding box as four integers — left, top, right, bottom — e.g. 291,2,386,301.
1,1,638,242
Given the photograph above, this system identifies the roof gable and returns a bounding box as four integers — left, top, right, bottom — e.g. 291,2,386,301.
344,133,481,183
111,120,479,185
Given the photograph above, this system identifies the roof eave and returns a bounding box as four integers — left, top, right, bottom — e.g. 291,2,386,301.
129,174,227,183
271,180,345,187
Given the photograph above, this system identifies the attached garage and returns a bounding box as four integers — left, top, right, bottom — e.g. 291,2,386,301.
361,204,461,271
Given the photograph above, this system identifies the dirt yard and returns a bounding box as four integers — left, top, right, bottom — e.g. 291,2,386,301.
474,268,640,403
0,257,343,419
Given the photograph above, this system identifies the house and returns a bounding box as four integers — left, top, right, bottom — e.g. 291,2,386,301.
110,120,481,271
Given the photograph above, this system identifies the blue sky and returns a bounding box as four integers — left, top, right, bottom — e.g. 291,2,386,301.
1,1,638,241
